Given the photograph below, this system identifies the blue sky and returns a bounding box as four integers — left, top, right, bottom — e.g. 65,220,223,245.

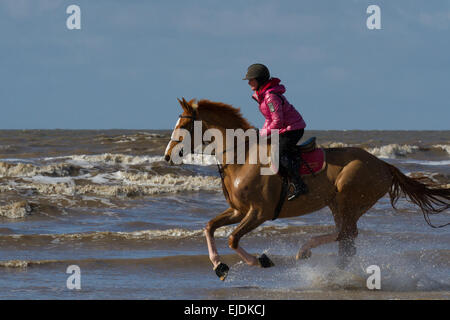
1,0,449,130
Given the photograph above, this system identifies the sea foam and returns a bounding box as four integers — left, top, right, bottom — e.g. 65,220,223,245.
366,144,420,158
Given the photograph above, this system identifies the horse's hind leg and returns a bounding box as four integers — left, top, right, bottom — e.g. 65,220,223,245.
300,157,391,267
296,199,348,260
334,196,387,268
295,199,359,264
296,232,339,260
324,194,360,269
336,222,358,269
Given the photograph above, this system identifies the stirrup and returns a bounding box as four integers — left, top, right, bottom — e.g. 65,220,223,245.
287,182,308,201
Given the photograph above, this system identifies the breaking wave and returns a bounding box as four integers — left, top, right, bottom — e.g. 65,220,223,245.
311,142,450,160
432,144,450,155
46,153,164,167
1,174,221,197
0,161,83,178
0,225,337,245
366,144,420,158
0,201,36,219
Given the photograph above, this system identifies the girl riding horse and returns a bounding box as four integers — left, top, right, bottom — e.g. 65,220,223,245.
243,63,308,200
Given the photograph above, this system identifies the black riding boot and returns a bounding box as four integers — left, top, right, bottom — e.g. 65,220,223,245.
287,157,308,201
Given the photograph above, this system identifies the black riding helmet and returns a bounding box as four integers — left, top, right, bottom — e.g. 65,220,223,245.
242,63,270,87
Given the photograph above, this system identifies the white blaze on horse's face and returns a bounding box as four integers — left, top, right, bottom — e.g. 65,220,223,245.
164,117,181,162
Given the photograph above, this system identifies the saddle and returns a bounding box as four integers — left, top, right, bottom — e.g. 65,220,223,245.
295,137,326,176
296,136,317,153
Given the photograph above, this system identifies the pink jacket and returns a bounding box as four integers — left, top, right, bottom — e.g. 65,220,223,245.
253,78,306,137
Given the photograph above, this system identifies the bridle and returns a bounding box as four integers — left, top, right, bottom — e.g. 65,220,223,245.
170,113,197,144
169,110,231,204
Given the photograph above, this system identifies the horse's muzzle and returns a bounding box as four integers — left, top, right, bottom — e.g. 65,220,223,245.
164,149,183,164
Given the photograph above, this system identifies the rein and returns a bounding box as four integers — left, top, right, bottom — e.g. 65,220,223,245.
173,111,289,219
174,112,232,205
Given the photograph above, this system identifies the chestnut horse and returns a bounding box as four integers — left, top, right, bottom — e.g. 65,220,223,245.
164,98,450,280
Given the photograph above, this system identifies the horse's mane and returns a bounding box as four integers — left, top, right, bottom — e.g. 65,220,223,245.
197,99,254,130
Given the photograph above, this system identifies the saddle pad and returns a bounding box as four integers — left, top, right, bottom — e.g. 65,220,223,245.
299,148,326,176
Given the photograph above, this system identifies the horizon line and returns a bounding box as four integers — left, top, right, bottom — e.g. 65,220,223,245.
0,128,449,132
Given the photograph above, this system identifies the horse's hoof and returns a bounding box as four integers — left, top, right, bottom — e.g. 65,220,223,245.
258,254,275,268
214,263,229,281
296,249,312,260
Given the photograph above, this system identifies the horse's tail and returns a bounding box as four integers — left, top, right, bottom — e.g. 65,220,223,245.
387,164,450,228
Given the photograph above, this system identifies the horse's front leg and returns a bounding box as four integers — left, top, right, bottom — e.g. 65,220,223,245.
205,207,244,280
228,208,274,268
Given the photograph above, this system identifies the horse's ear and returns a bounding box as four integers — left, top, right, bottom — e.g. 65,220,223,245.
177,98,184,110
178,97,193,113
177,97,188,113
